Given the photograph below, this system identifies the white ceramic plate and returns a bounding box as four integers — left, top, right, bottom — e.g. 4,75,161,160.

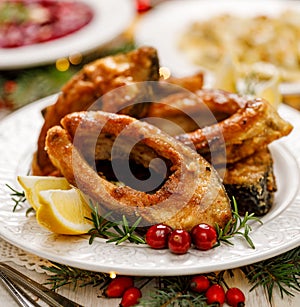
0,0,135,69
0,96,300,276
135,0,300,95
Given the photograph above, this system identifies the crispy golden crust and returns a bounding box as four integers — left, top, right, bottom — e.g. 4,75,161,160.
45,111,232,230
147,88,293,165
147,89,248,121
177,97,293,164
32,46,160,176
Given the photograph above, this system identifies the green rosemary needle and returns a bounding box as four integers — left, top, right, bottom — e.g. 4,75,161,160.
5,183,26,212
86,205,146,245
215,197,263,249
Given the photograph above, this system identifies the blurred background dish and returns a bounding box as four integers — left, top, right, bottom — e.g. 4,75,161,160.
0,0,135,69
0,0,94,49
134,0,300,100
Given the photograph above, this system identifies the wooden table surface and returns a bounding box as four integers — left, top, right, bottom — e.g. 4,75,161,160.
0,243,299,307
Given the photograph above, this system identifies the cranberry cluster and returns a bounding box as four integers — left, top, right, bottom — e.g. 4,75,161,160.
145,223,218,254
103,223,246,306
104,274,246,307
104,276,141,307
190,275,246,306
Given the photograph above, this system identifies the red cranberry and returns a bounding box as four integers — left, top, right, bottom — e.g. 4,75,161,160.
189,275,210,293
191,223,217,251
168,229,191,254
226,287,246,307
105,276,134,298
120,287,142,307
146,224,173,249
206,284,225,305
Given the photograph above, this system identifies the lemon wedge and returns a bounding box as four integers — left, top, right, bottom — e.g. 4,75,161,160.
17,175,71,210
214,52,238,92
37,188,93,235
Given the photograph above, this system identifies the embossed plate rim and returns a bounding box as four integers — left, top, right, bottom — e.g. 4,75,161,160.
0,96,299,276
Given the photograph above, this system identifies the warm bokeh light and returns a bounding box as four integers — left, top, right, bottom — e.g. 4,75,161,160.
56,57,70,71
159,66,171,80
69,52,83,65
109,272,117,279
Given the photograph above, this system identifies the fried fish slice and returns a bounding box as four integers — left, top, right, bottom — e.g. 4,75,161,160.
220,147,277,216
176,97,293,165
147,89,248,122
32,46,160,176
45,111,232,231
147,89,293,165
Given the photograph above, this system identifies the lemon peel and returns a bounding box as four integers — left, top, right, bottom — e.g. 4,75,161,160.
37,188,93,235
17,175,70,210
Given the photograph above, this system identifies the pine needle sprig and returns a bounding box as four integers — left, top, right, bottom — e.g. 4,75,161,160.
41,261,110,291
215,197,263,249
40,248,300,303
140,276,208,307
141,288,208,307
242,247,300,301
160,276,192,293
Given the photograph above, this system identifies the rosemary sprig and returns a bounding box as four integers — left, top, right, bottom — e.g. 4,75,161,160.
108,215,146,245
86,205,146,245
42,261,110,290
5,184,26,212
241,247,300,301
215,197,263,249
6,183,35,216
86,206,119,244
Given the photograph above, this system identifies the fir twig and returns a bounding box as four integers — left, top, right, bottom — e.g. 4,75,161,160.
142,288,208,307
242,247,300,301
41,262,110,291
140,276,208,307
215,197,263,249
40,248,300,304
